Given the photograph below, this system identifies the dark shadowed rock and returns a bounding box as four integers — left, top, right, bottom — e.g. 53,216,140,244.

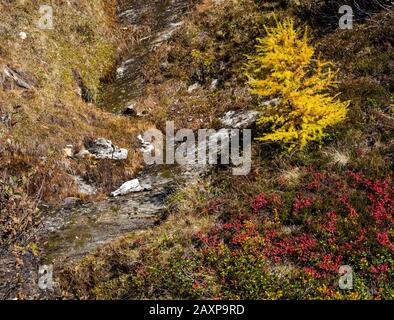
122,104,137,116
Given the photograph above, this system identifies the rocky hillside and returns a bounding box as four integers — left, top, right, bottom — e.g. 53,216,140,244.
0,0,151,298
1,0,393,300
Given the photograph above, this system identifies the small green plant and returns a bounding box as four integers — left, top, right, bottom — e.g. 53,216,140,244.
245,18,350,150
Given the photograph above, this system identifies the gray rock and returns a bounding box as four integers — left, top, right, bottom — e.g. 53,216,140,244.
211,79,219,90
220,110,260,129
259,98,281,108
112,148,129,161
151,21,184,49
87,138,128,160
1,65,36,90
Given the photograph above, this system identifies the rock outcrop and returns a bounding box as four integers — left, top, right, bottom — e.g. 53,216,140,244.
86,138,128,160
0,65,37,90
220,110,260,129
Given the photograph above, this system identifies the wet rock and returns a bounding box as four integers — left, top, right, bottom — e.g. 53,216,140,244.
111,179,152,197
38,174,173,267
220,110,260,129
151,21,184,49
86,138,128,160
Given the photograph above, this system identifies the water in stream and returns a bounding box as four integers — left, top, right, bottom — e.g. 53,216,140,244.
99,0,195,113
39,0,196,267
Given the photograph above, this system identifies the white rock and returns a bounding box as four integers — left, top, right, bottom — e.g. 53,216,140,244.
63,145,74,158
111,179,146,197
211,79,219,90
259,98,281,108
112,148,129,160
116,66,126,78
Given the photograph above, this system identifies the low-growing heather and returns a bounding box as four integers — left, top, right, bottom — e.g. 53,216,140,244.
195,171,393,299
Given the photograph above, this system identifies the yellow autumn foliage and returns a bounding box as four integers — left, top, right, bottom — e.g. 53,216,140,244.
245,18,349,150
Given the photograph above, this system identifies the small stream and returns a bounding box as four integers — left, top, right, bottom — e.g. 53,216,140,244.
39,172,176,266
38,0,197,267
99,0,195,113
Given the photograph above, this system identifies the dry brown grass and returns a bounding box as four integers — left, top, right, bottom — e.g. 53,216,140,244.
0,3,159,297
0,0,154,204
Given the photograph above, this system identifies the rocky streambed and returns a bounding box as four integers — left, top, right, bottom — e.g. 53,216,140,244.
39,171,176,266
35,0,199,284
0,0,240,300
100,0,196,113
31,0,258,297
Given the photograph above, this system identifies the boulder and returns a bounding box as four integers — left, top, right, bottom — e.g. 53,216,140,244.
220,99,280,129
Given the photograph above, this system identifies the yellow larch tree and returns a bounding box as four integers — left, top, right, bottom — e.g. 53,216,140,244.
245,18,349,150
